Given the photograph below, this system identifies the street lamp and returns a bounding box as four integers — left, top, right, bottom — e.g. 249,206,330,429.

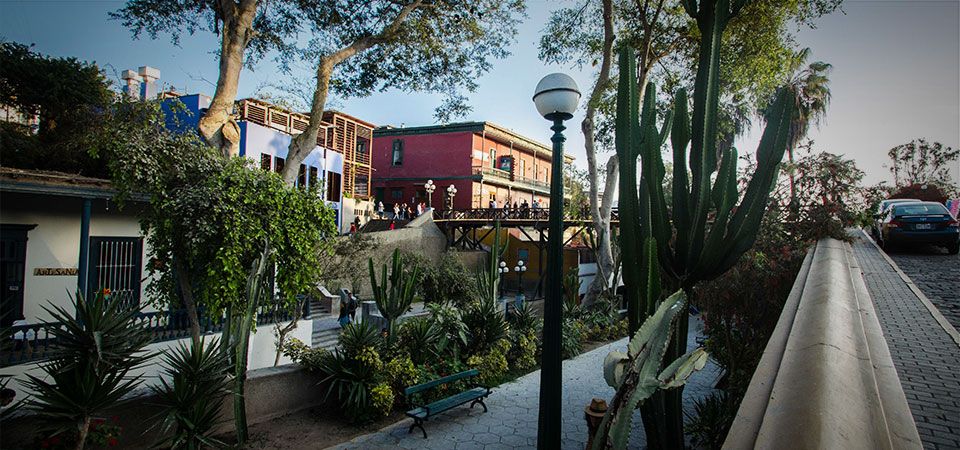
498,260,509,299
532,72,580,450
424,179,436,209
446,184,458,210
514,260,527,303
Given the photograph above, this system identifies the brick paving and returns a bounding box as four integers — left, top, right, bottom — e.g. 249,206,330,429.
850,232,960,449
888,245,960,330
330,316,721,450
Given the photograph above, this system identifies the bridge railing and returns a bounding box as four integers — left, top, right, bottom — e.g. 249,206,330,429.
434,208,619,222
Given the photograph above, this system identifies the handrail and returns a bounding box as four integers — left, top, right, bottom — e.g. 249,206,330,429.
1,298,311,368
432,208,620,223
723,239,921,449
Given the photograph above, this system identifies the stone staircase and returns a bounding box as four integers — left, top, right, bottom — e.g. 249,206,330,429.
311,317,341,351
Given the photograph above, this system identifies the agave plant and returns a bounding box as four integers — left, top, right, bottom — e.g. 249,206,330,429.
339,320,384,357
591,291,708,450
474,222,506,303
368,248,420,343
22,292,152,449
462,295,510,356
613,1,795,447
150,338,232,450
397,317,441,365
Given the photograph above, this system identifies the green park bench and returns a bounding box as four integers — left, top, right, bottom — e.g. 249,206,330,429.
404,369,491,438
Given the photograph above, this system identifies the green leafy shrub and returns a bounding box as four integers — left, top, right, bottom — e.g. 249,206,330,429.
561,317,586,360
506,302,542,371
509,332,539,372
151,338,232,450
425,302,469,358
370,383,395,417
406,252,476,305
383,354,420,408
281,337,329,371
467,339,510,386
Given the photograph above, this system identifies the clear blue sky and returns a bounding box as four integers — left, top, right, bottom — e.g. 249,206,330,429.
1,0,957,186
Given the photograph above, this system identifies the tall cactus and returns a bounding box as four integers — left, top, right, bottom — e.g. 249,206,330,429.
474,221,506,303
611,0,796,448
224,238,273,445
368,248,420,343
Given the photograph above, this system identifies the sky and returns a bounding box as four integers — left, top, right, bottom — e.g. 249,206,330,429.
1,0,957,186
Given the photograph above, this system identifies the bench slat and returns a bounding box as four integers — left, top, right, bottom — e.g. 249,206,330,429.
405,369,479,396
406,387,488,419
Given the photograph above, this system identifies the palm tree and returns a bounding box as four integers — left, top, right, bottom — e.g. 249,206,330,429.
781,48,833,206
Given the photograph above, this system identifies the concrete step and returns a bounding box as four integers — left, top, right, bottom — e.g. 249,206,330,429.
312,327,341,351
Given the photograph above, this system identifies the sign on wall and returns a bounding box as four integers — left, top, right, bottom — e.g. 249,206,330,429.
34,268,78,276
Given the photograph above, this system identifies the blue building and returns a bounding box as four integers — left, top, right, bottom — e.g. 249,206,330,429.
164,94,345,229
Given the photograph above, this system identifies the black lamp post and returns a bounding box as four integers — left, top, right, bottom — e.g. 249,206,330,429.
532,73,580,450
514,260,527,302
424,179,436,209
498,261,509,300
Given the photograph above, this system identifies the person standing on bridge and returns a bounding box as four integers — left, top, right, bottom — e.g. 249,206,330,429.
377,201,384,218
491,198,498,210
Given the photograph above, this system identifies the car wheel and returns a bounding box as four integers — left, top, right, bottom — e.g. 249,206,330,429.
948,243,959,255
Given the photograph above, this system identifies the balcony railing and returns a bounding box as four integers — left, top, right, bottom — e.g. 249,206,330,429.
472,166,550,191
1,298,312,368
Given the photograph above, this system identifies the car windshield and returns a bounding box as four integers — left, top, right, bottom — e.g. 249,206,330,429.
893,204,949,216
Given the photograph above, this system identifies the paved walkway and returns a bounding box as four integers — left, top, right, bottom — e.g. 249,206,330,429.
330,317,721,450
850,232,960,449
888,245,960,330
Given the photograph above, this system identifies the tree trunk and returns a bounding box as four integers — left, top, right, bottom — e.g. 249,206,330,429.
198,0,258,158
75,416,91,450
581,0,615,307
282,58,334,185
173,257,202,344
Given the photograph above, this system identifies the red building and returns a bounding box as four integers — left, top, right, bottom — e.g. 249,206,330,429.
371,122,574,210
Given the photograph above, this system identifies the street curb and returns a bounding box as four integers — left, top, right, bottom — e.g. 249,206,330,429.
859,229,960,347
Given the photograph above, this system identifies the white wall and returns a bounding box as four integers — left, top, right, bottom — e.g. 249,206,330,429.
1,318,313,402
0,193,150,322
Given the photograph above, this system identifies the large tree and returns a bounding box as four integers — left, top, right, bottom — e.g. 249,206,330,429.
280,0,526,184
777,47,832,205
539,0,841,305
113,0,301,157
86,99,336,344
0,42,113,176
886,138,959,195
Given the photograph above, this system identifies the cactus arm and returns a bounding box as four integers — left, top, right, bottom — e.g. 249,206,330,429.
658,347,708,388
686,0,731,276
692,147,740,277
615,45,644,334
671,90,692,270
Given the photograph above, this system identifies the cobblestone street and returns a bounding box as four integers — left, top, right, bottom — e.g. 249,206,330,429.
887,245,960,330
851,231,960,449
330,317,721,450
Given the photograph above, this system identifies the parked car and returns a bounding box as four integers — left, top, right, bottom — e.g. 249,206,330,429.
877,201,960,254
871,198,920,239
